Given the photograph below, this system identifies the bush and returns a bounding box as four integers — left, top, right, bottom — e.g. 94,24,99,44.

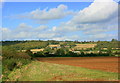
2,46,17,59
17,52,31,59
2,46,32,80
2,58,31,80
34,52,45,57
55,49,65,56
66,51,79,57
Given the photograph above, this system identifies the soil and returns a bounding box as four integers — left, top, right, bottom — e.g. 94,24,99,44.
36,57,119,73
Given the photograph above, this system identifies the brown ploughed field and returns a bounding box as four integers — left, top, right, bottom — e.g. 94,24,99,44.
36,57,119,73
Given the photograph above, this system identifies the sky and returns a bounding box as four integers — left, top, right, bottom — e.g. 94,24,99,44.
1,0,119,41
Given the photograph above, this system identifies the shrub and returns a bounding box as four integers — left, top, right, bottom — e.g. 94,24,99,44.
55,48,65,56
34,52,45,57
17,52,31,59
2,46,17,59
2,58,31,80
2,46,32,80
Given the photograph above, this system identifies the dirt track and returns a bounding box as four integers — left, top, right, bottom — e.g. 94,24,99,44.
36,57,119,73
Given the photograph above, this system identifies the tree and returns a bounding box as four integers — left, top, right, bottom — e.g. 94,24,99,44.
111,39,118,42
66,51,78,57
107,47,112,56
55,48,65,56
44,47,53,54
80,51,85,57
34,51,44,57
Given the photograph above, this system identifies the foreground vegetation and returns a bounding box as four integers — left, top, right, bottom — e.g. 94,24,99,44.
2,46,32,80
8,61,118,81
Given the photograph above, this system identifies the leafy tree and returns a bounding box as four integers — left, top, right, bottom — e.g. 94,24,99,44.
80,51,85,57
34,51,44,57
111,39,118,42
66,51,78,57
107,47,112,56
55,48,65,56
44,47,53,54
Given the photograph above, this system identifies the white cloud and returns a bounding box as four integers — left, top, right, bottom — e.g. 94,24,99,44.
30,4,68,20
0,0,4,2
53,0,118,41
13,23,33,33
37,33,56,39
52,26,57,31
71,0,118,24
18,23,32,29
2,23,52,40
1,27,10,32
1,27,12,40
14,32,32,39
35,25,48,31
53,22,81,33
88,33,117,40
19,4,74,24
52,35,80,41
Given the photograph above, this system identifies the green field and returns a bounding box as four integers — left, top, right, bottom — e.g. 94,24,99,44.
7,61,118,81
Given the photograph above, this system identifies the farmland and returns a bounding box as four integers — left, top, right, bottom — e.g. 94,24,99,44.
36,57,119,73
1,40,120,81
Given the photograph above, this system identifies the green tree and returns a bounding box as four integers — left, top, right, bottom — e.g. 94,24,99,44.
55,48,65,56
34,51,44,57
107,47,112,56
81,51,85,56
44,47,53,54
111,39,118,42
66,51,78,57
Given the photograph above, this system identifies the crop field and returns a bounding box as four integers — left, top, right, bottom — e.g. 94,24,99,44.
36,57,119,73
74,44,97,50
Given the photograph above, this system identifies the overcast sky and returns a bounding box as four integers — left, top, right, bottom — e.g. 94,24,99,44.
1,0,119,41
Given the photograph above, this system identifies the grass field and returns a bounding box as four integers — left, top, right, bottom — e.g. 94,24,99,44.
7,59,119,81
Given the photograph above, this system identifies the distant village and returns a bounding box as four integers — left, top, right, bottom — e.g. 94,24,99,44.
20,43,119,55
